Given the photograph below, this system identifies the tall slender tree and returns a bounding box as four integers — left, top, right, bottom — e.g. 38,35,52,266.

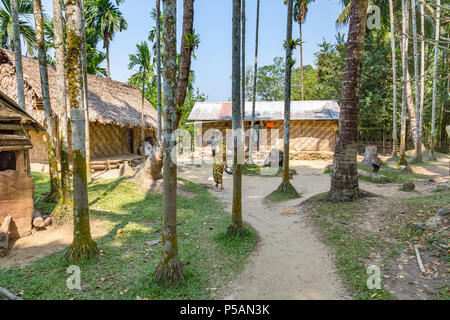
328,0,369,202
293,0,314,101
389,0,399,160
275,0,299,198
228,0,244,235
51,0,72,222
155,0,184,285
429,0,440,161
250,0,260,161
33,0,61,203
398,0,409,166
156,0,162,141
419,0,425,156
410,0,422,163
64,0,98,261
241,0,245,122
10,0,26,109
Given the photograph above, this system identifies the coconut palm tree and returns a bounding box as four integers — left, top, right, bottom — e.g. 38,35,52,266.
51,0,72,222
410,0,422,163
154,0,184,286
128,41,151,151
250,0,260,161
155,0,161,141
0,0,35,55
275,0,299,198
398,0,409,166
429,0,440,161
293,0,314,100
9,0,26,109
85,0,128,80
33,0,61,203
65,0,98,262
228,0,244,235
388,0,399,159
328,0,369,202
87,51,107,76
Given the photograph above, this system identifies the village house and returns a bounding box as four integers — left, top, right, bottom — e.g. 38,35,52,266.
188,100,340,160
0,48,157,166
0,90,45,251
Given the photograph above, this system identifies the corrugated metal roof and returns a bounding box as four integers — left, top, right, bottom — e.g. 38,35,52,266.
187,100,340,121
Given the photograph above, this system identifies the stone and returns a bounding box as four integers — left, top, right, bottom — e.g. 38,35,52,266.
401,182,415,191
425,216,442,229
412,222,425,230
281,208,296,216
437,207,449,217
264,148,284,167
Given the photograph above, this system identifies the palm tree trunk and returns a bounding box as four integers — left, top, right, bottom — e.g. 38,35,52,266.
389,0,399,159
419,1,425,155
141,66,146,149
429,0,440,160
155,0,184,286
156,0,162,141
80,0,91,181
398,0,409,166
64,0,98,262
227,0,244,235
10,0,25,110
328,0,369,202
277,0,299,196
241,0,246,123
250,0,260,162
410,0,422,163
106,45,111,80
52,0,72,222
33,0,61,203
300,22,304,101
175,0,195,125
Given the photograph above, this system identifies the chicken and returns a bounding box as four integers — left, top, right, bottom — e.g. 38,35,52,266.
370,157,381,173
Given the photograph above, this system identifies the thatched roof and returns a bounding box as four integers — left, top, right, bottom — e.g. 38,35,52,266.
0,48,157,128
188,101,340,122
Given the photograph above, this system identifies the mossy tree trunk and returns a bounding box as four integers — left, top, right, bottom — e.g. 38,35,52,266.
227,0,244,236
419,1,425,157
398,0,409,166
155,0,184,286
250,0,260,162
33,0,61,203
328,0,368,202
64,0,98,262
241,0,245,123
429,0,440,161
389,0,399,159
80,0,91,181
156,0,162,141
276,0,299,197
410,0,422,163
10,0,25,110
52,0,72,222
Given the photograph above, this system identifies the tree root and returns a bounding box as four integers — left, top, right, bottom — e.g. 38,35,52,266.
65,238,99,262
276,181,300,196
226,223,245,236
327,187,360,202
154,256,185,286
52,200,73,224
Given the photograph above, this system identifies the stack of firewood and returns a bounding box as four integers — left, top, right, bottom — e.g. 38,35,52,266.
32,210,52,230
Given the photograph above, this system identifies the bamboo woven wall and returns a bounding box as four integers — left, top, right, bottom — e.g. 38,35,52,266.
199,120,337,152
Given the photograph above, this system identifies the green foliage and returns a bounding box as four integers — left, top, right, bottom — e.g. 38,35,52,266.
0,173,256,299
0,0,36,55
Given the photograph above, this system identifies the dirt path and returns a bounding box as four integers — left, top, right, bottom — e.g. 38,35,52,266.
179,160,350,300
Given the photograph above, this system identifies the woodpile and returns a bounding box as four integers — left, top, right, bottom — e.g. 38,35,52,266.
32,209,52,229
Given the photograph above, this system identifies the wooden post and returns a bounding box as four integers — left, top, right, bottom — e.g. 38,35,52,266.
382,129,386,155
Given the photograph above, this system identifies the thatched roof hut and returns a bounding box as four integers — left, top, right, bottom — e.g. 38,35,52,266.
0,48,157,162
0,48,156,127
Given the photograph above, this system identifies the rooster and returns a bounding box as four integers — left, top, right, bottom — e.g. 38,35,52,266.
370,157,381,173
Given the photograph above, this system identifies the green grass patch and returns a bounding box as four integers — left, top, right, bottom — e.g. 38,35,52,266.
0,173,257,300
358,163,428,184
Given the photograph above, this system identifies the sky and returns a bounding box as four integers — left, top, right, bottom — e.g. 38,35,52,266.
41,0,346,102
